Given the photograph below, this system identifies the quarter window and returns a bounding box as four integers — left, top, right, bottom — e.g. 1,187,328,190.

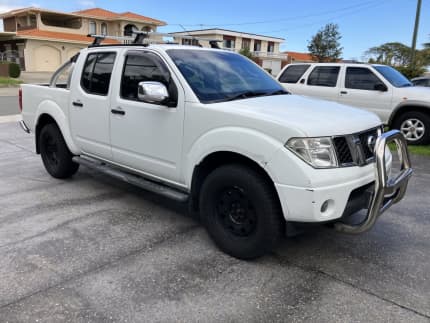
81,52,116,96
307,66,340,87
345,67,384,90
279,64,310,83
120,51,177,106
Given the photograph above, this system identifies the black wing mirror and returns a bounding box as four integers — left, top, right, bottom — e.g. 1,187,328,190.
374,83,388,92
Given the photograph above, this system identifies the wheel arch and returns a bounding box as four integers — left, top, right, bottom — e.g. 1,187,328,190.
34,101,79,155
189,151,282,214
389,102,430,126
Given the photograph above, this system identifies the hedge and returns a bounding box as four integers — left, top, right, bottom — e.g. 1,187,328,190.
0,62,21,78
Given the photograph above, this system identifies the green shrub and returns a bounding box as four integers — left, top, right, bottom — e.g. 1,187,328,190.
8,62,21,78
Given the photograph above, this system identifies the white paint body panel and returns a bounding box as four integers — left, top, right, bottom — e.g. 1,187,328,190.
21,45,389,223
278,63,430,124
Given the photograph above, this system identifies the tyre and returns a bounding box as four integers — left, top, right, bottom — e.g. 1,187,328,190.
393,111,430,145
199,164,284,260
39,123,79,179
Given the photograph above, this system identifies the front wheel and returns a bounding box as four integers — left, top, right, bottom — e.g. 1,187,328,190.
199,164,284,260
393,111,430,145
39,123,79,179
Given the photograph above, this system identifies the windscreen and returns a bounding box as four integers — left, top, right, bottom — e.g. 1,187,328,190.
373,65,412,87
167,49,286,103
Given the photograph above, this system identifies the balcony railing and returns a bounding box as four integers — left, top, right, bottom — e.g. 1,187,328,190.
222,47,287,60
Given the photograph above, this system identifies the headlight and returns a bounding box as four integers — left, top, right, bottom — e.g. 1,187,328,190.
286,137,338,168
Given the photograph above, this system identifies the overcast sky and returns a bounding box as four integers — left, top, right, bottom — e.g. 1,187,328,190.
0,0,429,60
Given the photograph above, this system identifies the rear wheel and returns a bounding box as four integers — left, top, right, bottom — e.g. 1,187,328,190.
199,164,284,260
393,111,430,145
39,123,79,178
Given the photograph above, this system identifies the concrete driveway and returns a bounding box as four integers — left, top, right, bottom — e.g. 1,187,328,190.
0,121,429,322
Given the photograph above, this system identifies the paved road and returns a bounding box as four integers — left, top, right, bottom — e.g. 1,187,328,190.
0,96,19,116
0,122,429,322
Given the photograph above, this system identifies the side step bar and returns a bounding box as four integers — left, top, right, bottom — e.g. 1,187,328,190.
72,156,189,202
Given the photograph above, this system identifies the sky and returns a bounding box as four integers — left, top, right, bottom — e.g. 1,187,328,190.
0,0,429,60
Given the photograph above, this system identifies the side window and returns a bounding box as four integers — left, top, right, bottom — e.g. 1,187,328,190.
278,64,310,83
345,67,383,90
81,52,116,96
307,66,340,87
120,51,178,106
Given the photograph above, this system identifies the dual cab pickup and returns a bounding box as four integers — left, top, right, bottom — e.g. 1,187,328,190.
19,43,412,259
277,63,430,145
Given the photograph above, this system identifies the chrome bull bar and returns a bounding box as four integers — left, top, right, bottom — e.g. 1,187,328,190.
334,130,413,234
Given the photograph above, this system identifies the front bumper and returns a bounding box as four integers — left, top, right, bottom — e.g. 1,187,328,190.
274,130,413,233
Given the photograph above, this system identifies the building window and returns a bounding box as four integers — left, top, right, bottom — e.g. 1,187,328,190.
124,24,138,36
254,40,261,52
101,23,107,35
89,21,96,34
267,41,275,53
223,36,236,50
181,38,199,46
242,38,251,50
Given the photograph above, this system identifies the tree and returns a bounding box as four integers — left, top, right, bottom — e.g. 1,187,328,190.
364,42,430,78
238,47,254,60
307,23,343,62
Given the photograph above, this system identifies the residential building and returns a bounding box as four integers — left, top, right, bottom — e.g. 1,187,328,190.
0,7,166,71
170,29,287,75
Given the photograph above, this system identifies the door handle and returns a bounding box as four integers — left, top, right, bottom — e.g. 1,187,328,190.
72,101,83,107
111,108,125,116
340,91,348,95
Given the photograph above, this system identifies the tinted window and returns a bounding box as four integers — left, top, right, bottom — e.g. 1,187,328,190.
167,49,285,103
120,51,177,105
345,67,383,90
307,66,340,87
279,64,310,83
412,79,430,87
81,52,116,96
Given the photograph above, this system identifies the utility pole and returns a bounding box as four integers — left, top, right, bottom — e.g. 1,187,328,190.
410,0,422,69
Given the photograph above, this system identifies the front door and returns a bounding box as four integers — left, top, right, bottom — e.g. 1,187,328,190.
338,66,393,121
110,50,185,184
69,51,117,160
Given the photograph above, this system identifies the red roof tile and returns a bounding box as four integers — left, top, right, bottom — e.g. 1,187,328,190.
17,29,119,44
284,51,314,62
73,7,166,25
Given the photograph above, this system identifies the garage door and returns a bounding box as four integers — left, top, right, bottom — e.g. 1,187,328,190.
34,46,61,72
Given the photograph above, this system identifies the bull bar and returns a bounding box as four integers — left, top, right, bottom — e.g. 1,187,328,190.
334,130,413,234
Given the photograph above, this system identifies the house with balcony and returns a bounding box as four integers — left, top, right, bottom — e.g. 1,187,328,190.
0,7,166,71
170,28,287,75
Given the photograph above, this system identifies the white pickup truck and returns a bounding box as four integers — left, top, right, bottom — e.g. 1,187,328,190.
277,63,430,145
19,39,413,259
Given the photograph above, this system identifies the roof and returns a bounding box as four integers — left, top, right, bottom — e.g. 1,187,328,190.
16,29,119,44
284,51,314,61
73,8,166,25
170,28,284,42
0,6,166,26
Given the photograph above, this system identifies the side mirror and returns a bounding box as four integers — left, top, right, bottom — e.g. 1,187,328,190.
374,83,388,92
138,81,169,104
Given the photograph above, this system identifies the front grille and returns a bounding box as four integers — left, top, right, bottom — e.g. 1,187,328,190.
359,128,379,160
333,137,353,164
333,127,381,167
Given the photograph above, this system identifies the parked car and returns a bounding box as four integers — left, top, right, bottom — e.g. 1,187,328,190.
277,63,430,145
18,37,412,259
411,77,430,87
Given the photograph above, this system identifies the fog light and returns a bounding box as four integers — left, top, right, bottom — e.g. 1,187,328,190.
321,200,329,213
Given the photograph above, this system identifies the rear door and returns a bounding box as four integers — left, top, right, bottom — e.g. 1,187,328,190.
277,64,311,93
338,66,392,118
69,50,117,160
297,65,342,102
